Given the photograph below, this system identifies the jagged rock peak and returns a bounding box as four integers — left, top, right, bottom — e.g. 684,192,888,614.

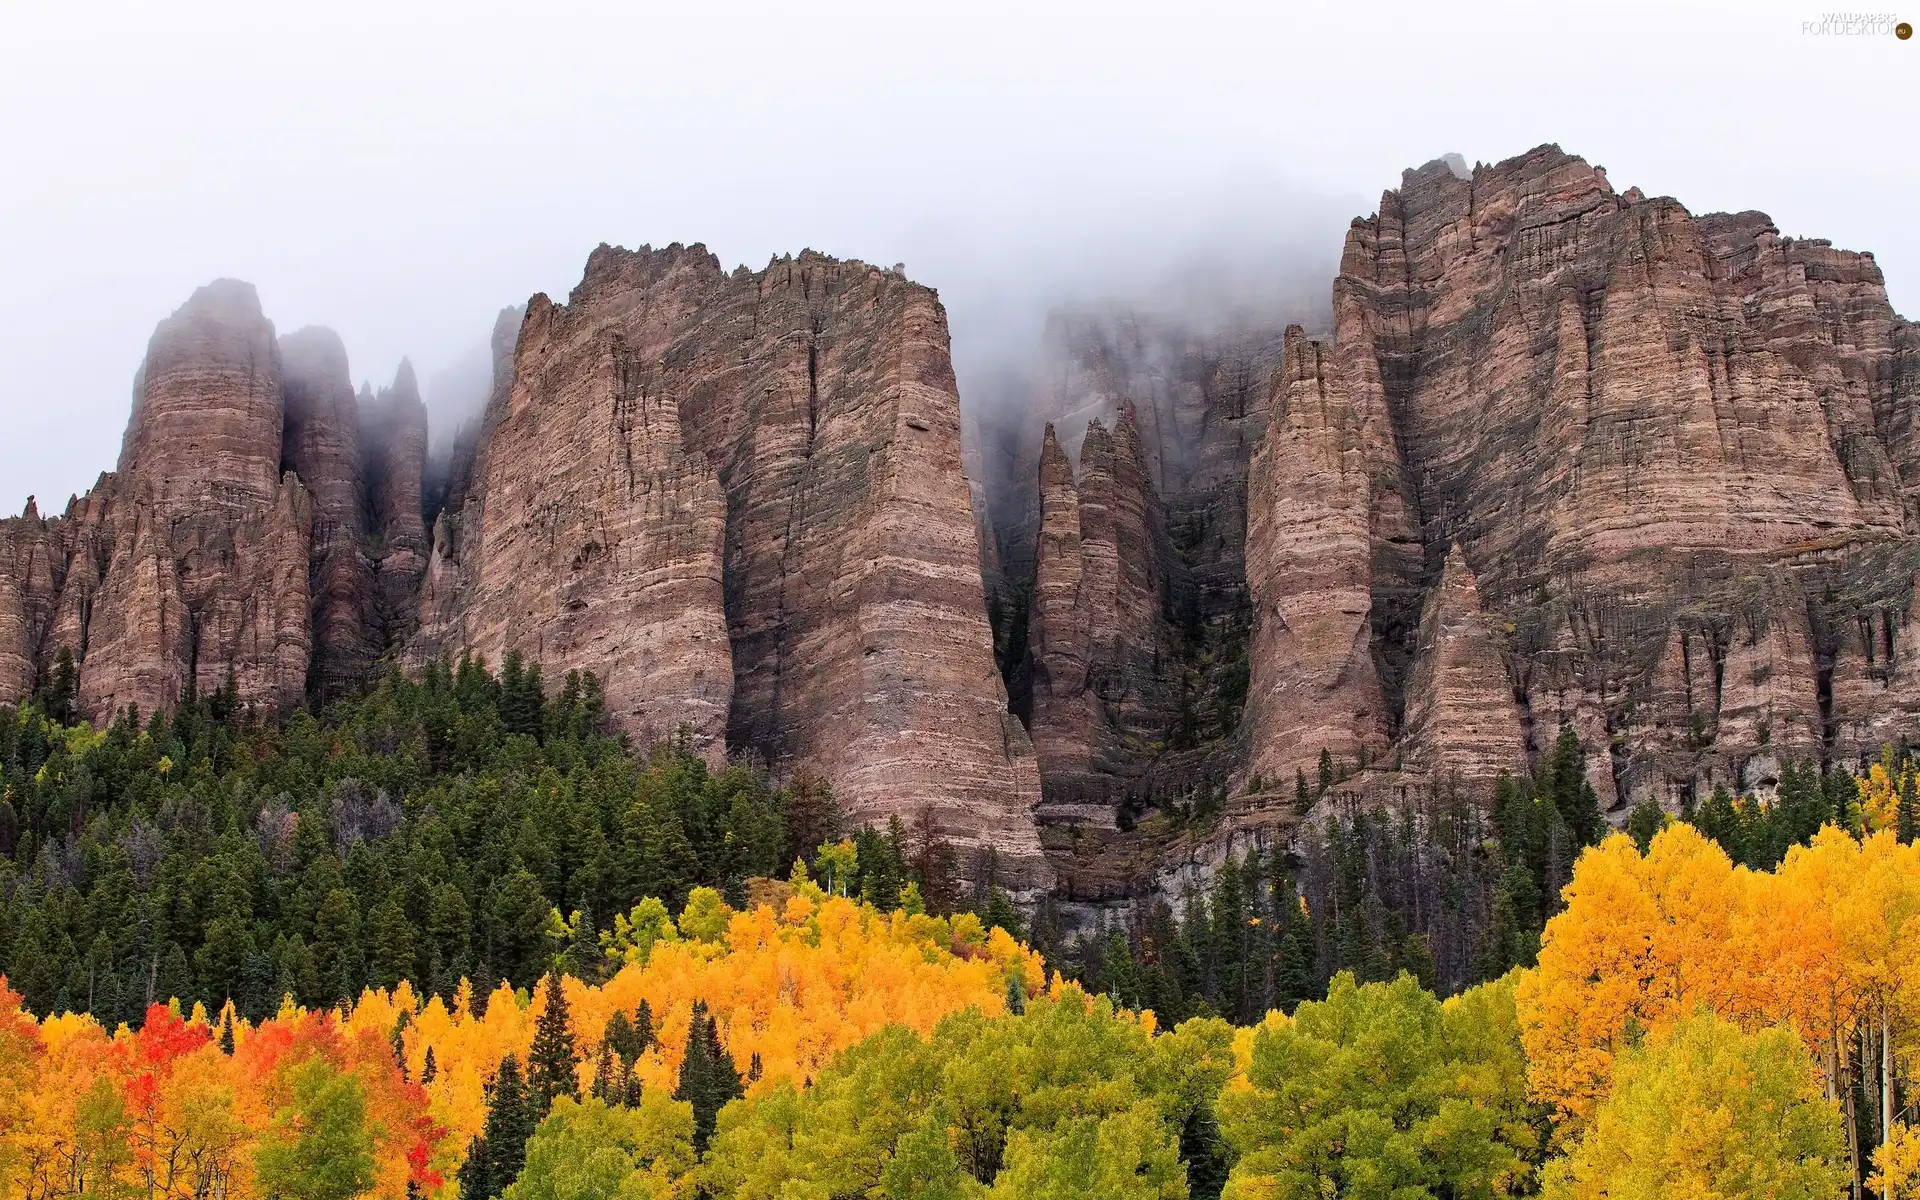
120,277,284,510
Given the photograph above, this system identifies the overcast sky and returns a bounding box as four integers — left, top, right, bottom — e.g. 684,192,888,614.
1,0,1914,512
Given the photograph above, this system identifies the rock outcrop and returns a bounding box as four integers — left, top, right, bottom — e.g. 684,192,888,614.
360,362,431,647
0,284,318,722
281,326,374,703
0,282,431,724
1239,145,1920,809
972,311,1287,822
1398,543,1527,784
417,246,1049,888
1240,326,1400,790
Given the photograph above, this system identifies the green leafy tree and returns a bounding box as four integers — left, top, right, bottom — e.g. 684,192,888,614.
501,1094,695,1200
254,1057,376,1200
1219,972,1545,1199
1543,1011,1847,1200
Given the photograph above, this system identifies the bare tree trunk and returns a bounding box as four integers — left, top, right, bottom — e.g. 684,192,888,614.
1885,1004,1896,1200
1850,1022,1865,1200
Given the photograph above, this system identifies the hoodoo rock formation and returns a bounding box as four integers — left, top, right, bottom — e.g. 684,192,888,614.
414,246,1050,888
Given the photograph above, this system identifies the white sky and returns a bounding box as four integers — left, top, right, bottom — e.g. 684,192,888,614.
2,0,1915,512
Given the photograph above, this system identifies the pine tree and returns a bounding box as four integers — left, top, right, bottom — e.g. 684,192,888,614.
480,1055,537,1197
675,999,743,1152
525,972,579,1116
565,901,602,984
1317,749,1334,795
633,999,656,1054
1545,725,1604,848
39,646,76,725
421,1047,437,1084
1626,797,1665,853
590,1038,620,1104
1179,1105,1230,1200
455,1135,491,1200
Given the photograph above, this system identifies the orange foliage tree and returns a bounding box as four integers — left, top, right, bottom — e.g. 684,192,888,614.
1516,822,1920,1189
0,981,443,1200
362,882,1045,1181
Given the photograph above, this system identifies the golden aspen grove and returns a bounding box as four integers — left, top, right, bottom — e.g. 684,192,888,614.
6,666,1920,1198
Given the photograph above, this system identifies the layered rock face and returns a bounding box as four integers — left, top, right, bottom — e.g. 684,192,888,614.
361,363,431,648
973,312,1287,820
0,284,318,722
1239,325,1405,792
1241,145,1920,807
0,284,431,724
418,247,1049,887
280,326,374,703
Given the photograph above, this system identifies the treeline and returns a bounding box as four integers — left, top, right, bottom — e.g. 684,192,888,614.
0,654,980,1027
1060,727,1906,1027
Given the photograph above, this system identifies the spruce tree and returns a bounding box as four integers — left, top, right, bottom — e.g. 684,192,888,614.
480,1055,537,1197
1545,725,1605,848
455,1135,491,1200
1179,1104,1230,1200
675,1000,743,1152
632,999,656,1055
603,1010,637,1064
590,1038,620,1104
1626,797,1665,852
566,901,602,984
525,972,579,1116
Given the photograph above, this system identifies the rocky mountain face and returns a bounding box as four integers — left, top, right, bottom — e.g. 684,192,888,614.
5,143,1917,905
1243,145,1920,812
0,283,319,723
412,246,1050,890
0,283,438,727
972,145,1918,908
968,313,1291,827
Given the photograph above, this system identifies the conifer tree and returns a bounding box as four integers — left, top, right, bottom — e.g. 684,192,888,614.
525,972,579,1116
456,1134,491,1200
479,1054,537,1198
675,999,743,1152
589,1038,620,1104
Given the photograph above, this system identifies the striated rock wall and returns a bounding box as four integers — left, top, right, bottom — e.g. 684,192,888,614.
360,362,431,649
281,326,374,703
0,281,439,724
0,283,317,722
1239,145,1920,811
1240,326,1398,790
417,246,1049,887
974,311,1284,822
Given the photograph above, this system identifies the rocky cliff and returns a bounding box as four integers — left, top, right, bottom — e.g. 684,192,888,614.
361,362,431,649
0,283,320,723
281,325,374,703
971,312,1287,824
0,283,430,724
1239,145,1920,810
416,246,1050,889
